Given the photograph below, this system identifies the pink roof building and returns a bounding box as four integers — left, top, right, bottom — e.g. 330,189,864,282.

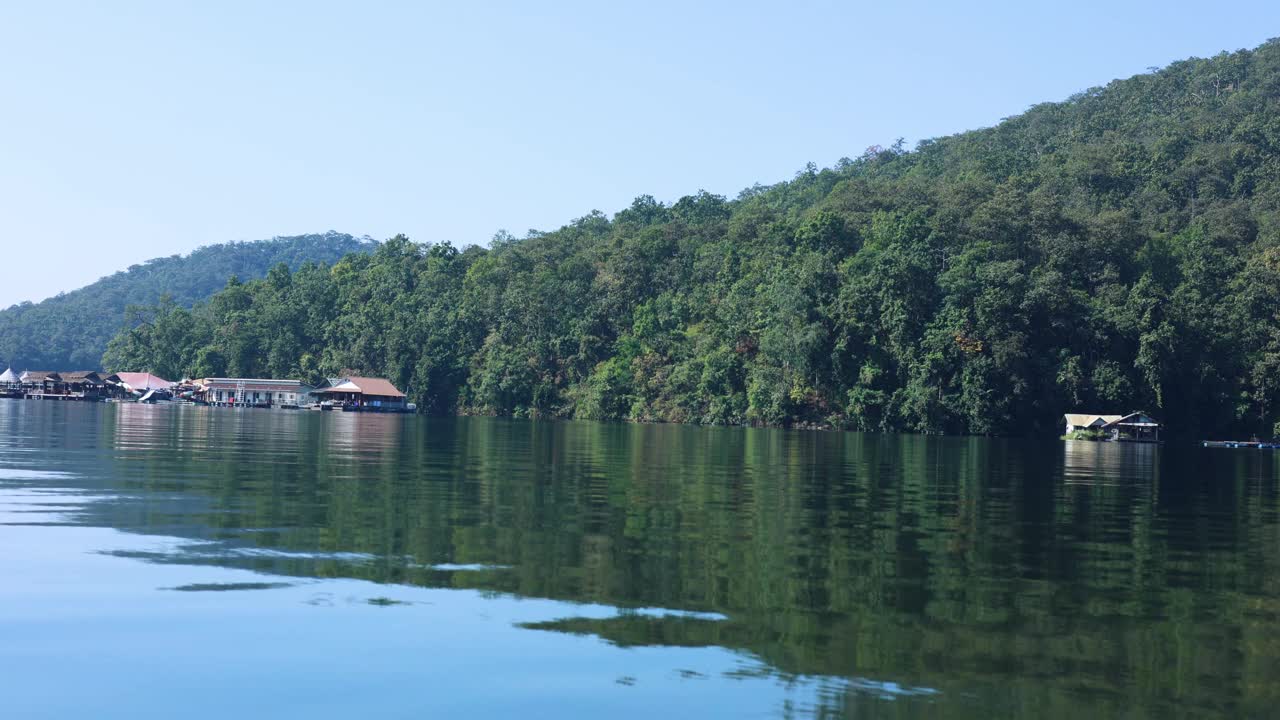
107,372,174,392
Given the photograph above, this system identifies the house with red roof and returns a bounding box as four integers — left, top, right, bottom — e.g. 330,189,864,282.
105,372,174,394
311,375,412,413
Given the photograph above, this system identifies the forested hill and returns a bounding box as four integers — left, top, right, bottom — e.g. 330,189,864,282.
0,232,376,370
107,40,1280,438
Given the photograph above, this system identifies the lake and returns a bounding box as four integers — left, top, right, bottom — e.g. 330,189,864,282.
0,401,1276,718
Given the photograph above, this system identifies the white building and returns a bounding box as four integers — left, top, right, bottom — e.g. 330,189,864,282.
1064,411,1162,442
198,378,313,407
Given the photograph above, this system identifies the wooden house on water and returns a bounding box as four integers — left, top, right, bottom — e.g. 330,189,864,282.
1064,411,1162,442
19,371,61,398
197,378,313,408
61,371,110,400
19,371,110,400
311,376,412,412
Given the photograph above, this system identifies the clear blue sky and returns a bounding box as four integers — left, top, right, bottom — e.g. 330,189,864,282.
1,1,1277,308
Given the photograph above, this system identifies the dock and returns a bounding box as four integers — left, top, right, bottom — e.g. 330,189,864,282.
22,392,103,402
1203,440,1280,449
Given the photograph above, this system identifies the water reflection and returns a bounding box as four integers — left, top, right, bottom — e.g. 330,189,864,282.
0,402,1278,718
1061,438,1161,485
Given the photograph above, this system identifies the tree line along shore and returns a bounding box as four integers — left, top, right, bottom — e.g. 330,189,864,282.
57,41,1280,439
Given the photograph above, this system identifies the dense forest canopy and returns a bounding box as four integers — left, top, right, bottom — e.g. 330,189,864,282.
105,41,1280,438
0,232,376,370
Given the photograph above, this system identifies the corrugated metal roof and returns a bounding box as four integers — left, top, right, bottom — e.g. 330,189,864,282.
1104,412,1160,427
197,378,311,392
109,372,174,391
317,381,361,393
1064,413,1123,427
60,371,105,383
349,377,406,397
20,371,60,382
314,376,405,398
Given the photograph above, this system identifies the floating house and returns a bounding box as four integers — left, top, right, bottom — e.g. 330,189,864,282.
20,370,58,386
311,375,410,412
1104,412,1162,442
1064,411,1161,442
197,378,314,408
0,367,21,398
60,371,109,400
19,371,61,398
17,370,110,400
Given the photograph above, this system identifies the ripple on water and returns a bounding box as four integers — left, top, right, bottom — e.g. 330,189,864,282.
0,469,77,481
163,581,296,592
418,563,514,572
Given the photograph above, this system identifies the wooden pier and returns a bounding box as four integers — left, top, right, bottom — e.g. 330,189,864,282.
22,392,103,402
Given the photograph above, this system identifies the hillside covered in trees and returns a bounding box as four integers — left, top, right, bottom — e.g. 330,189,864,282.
105,41,1280,438
0,232,376,370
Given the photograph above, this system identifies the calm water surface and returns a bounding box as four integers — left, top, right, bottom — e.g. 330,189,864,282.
0,401,1277,718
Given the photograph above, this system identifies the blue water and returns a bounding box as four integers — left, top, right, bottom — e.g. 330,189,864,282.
1,400,1276,718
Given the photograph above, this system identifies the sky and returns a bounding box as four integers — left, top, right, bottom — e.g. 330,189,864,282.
1,1,1278,309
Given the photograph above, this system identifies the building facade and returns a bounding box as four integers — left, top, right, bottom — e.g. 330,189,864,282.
198,378,314,407
311,376,410,411
15,371,109,400
1064,411,1161,442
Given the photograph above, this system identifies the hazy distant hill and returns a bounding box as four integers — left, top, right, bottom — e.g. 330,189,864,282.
0,232,376,370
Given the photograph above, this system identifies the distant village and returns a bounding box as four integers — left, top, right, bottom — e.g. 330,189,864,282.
0,365,1211,445
0,368,415,413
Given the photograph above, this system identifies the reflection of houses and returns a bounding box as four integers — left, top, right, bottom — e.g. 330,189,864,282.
1064,411,1162,442
1062,435,1160,485
312,376,410,412
323,411,404,454
198,378,314,408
